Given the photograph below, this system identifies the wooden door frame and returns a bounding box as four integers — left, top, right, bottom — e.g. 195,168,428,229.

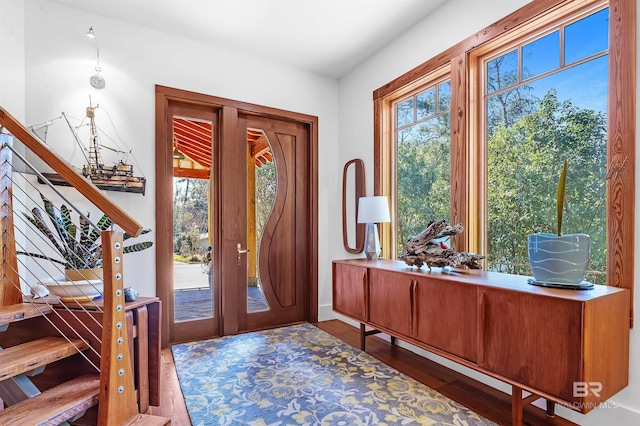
155,85,319,347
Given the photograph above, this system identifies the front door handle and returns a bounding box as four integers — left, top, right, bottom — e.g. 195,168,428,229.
237,243,250,265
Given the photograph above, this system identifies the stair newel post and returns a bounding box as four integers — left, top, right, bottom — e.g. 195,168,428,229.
98,230,138,425
0,133,22,307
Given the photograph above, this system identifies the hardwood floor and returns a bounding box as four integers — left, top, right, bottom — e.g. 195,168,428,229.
148,320,577,426
147,347,191,425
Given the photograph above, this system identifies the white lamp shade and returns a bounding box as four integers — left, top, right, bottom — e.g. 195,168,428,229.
357,196,391,223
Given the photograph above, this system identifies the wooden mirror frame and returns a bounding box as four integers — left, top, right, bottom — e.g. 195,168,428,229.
342,159,366,253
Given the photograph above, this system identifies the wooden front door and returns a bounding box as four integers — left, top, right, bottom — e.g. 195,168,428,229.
156,86,318,346
234,115,311,333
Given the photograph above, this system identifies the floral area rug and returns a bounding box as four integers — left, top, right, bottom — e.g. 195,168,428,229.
171,323,496,425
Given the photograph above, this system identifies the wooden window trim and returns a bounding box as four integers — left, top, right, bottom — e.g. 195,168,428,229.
383,65,451,255
373,0,635,326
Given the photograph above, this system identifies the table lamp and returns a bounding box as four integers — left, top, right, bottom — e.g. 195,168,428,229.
357,196,391,260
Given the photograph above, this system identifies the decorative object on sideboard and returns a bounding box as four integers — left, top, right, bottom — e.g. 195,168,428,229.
401,219,484,269
342,159,366,254
357,196,391,260
527,160,592,290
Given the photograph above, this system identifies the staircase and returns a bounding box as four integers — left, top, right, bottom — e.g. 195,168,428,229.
0,108,170,425
0,375,100,425
0,304,97,424
0,305,169,425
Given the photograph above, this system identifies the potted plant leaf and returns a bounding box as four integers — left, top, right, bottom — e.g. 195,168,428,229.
527,160,592,289
19,192,153,281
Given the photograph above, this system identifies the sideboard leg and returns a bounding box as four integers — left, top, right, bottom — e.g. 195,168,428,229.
390,336,396,346
360,323,366,351
546,399,556,417
512,385,524,426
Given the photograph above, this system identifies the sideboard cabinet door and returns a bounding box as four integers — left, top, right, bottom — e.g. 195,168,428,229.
368,269,414,337
415,278,477,362
333,262,368,322
478,288,582,401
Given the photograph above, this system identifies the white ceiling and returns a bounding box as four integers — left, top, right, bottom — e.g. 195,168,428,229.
47,0,448,78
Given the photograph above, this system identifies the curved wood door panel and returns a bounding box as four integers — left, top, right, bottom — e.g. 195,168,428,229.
260,129,295,307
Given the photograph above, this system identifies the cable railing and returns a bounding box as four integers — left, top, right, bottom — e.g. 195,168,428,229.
2,147,106,370
1,105,145,423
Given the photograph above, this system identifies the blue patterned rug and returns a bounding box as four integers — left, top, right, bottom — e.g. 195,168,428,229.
171,323,496,425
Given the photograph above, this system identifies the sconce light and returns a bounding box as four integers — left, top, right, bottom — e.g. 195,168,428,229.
86,26,105,89
357,196,391,260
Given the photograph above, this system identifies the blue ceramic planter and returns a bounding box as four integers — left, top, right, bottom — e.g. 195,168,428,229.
528,233,590,284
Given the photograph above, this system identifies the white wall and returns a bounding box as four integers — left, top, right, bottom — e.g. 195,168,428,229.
335,0,640,425
11,0,338,296
0,0,25,119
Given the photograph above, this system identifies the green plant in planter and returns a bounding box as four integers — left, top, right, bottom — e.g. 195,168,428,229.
528,160,591,288
19,193,153,271
556,159,567,236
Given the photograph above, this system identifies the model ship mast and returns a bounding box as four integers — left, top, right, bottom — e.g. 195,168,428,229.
85,105,102,177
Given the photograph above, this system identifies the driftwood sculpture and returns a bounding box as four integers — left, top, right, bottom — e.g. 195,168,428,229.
401,219,485,269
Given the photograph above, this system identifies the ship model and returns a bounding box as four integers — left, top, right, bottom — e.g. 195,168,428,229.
35,105,146,195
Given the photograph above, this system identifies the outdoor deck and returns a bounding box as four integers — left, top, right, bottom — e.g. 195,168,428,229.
173,262,268,322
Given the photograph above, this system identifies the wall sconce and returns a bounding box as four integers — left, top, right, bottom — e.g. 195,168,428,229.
357,196,391,260
86,26,105,89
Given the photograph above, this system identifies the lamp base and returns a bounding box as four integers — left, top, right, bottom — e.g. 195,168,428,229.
364,223,381,260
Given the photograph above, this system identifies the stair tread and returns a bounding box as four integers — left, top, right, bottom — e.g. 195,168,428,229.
125,414,172,426
0,373,100,425
0,303,52,327
0,336,89,381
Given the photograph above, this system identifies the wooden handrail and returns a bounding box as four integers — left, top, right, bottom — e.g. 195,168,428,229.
0,106,143,237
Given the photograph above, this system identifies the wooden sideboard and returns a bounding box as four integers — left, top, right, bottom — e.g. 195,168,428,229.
333,259,630,425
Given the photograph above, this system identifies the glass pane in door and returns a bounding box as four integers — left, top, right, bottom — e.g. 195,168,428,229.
247,129,272,313
172,115,215,322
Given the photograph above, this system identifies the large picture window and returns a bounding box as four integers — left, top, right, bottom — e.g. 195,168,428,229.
481,7,609,283
375,0,634,321
395,78,451,255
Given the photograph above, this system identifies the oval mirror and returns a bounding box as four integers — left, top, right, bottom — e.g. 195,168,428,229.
342,159,365,253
